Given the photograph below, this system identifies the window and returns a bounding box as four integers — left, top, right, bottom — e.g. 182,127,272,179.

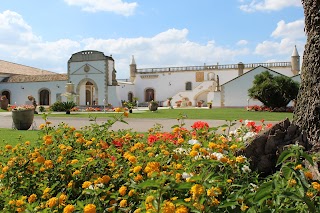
186,82,192,90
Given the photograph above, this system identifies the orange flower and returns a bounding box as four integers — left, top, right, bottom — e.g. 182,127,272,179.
63,204,75,213
84,204,96,213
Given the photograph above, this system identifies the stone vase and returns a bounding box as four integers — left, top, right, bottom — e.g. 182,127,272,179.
12,109,34,130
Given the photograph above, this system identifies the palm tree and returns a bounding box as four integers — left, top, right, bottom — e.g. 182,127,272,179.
293,0,320,147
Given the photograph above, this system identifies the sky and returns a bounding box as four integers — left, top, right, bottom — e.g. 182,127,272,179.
0,0,306,79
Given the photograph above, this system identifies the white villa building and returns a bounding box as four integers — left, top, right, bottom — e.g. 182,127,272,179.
0,46,301,108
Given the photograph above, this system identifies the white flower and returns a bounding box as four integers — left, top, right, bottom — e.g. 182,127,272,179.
188,139,201,145
182,172,193,179
242,132,256,141
173,148,188,154
210,152,224,160
241,165,251,173
249,183,258,192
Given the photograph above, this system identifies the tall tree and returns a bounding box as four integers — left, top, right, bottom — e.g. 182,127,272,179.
293,0,320,146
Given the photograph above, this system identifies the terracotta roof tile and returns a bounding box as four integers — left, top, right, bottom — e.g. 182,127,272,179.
0,60,58,75
4,74,68,83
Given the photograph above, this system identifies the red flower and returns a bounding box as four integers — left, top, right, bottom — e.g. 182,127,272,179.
147,135,159,145
191,121,209,130
112,139,123,147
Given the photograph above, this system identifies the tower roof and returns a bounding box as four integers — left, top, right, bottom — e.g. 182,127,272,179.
292,45,299,57
131,55,136,65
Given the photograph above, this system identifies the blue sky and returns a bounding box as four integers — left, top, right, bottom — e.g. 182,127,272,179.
0,0,305,79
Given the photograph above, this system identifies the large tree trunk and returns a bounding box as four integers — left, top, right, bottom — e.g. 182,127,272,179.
293,0,320,147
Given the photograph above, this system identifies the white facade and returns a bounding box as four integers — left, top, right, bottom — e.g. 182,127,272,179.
0,47,301,108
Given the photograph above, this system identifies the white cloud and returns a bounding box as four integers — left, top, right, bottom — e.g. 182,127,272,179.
255,19,306,58
271,19,305,39
64,0,138,16
240,0,301,12
237,40,248,45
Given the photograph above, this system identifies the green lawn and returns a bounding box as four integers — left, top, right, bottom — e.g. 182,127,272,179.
0,129,41,147
38,107,293,121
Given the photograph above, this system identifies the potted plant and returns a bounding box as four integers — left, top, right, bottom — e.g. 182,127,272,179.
28,95,38,114
10,104,35,130
197,100,204,107
207,101,213,109
175,100,182,107
0,95,9,110
148,100,159,111
62,101,76,114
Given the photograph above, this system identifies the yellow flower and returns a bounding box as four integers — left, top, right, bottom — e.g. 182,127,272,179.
114,107,121,112
70,159,79,164
134,174,143,182
44,160,54,169
227,179,233,183
84,204,96,213
189,150,198,157
133,208,142,213
25,141,30,145
59,193,67,204
46,197,58,208
15,199,24,207
128,189,135,196
211,198,220,206
192,144,201,151
175,205,189,213
161,200,175,213
128,155,137,163
5,145,12,149
63,204,75,213
312,182,320,191
124,111,129,117
42,187,51,198
288,179,297,187
68,181,74,188
235,156,245,163
304,171,313,180
145,195,155,203
101,175,111,184
28,194,37,203
133,166,142,173
2,166,9,173
230,144,238,150
72,170,80,176
306,191,314,198
119,185,127,196
8,200,15,205
240,204,249,211
119,199,127,207
294,164,303,170
39,124,46,129
190,184,204,200
144,162,160,174
82,181,92,189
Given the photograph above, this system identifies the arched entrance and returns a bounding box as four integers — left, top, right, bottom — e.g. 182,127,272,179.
39,89,50,105
145,88,155,102
1,91,10,104
75,78,99,106
86,82,95,105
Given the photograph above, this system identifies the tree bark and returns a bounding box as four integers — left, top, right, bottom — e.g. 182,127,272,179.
293,0,320,147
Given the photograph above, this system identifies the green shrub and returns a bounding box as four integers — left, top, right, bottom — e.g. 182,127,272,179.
49,101,65,112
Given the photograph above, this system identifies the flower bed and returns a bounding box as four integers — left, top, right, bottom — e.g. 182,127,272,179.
0,113,319,212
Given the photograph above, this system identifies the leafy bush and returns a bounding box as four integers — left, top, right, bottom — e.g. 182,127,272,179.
0,114,319,212
49,101,65,112
248,71,299,109
62,101,76,112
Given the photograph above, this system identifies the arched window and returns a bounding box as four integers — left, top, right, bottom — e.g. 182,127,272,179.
186,82,192,91
145,89,155,102
39,89,50,105
1,91,10,104
128,92,133,102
